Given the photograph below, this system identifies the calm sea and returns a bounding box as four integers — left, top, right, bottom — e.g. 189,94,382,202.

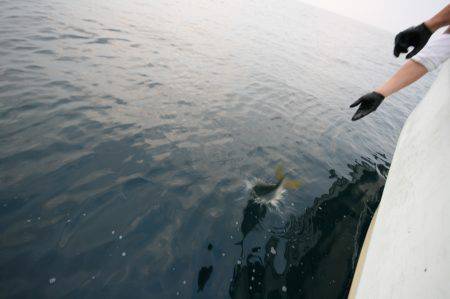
0,0,434,298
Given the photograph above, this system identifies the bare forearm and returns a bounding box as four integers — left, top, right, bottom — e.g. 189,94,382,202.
425,4,450,32
375,60,428,97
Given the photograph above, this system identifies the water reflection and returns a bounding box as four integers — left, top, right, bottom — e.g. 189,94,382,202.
229,157,388,298
238,198,268,246
197,265,213,292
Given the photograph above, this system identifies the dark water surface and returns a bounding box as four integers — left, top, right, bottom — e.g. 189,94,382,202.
0,0,433,298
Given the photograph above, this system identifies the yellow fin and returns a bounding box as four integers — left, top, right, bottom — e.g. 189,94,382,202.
282,179,301,189
275,165,285,181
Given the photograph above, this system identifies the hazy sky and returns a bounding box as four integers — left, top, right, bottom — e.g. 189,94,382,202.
300,0,448,33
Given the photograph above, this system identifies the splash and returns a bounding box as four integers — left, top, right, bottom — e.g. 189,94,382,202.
253,181,287,210
245,165,300,212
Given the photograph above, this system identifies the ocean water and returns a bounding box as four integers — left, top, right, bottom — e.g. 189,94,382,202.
0,0,434,298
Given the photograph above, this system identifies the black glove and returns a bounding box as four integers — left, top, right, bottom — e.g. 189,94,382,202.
394,23,432,59
350,91,385,121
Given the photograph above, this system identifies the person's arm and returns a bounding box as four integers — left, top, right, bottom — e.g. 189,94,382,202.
350,5,450,122
394,4,450,59
349,61,427,121
425,4,450,32
375,60,427,97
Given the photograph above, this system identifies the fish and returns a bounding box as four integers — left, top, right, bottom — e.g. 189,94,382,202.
236,165,301,246
251,165,300,197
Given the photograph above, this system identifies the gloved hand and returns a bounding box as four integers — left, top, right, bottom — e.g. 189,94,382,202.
394,23,432,59
350,91,385,121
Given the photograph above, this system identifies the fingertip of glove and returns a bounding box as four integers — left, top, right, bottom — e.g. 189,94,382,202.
351,112,365,121
350,98,363,108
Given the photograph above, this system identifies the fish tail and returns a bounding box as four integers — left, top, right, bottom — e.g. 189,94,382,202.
283,179,301,189
275,165,285,181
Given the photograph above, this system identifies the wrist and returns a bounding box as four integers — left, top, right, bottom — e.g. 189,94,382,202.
424,19,441,33
374,89,387,99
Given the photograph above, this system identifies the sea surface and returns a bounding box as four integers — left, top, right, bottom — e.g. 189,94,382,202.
0,0,434,298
